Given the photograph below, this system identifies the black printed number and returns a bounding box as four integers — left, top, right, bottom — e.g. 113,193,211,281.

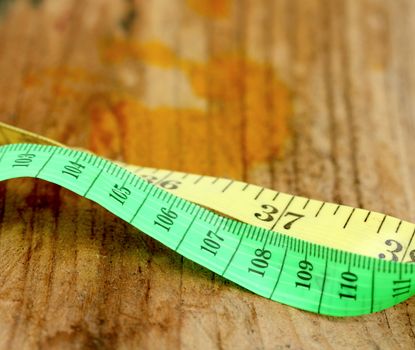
295,260,313,289
255,205,304,229
378,239,402,261
62,161,85,179
200,230,224,256
379,239,415,262
283,212,305,229
378,239,415,263
109,184,131,205
159,180,181,190
339,271,358,300
248,248,272,277
13,153,35,167
141,175,181,190
154,208,178,231
255,204,278,222
141,175,158,183
392,279,411,297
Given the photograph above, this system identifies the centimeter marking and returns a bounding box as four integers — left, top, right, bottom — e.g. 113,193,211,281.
3,118,415,263
120,165,415,264
0,143,414,317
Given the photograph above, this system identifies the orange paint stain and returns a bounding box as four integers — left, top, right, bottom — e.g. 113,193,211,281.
186,0,231,19
24,66,98,85
102,40,179,67
23,66,99,100
23,39,292,175
86,93,214,174
87,96,123,160
101,39,293,166
23,72,42,87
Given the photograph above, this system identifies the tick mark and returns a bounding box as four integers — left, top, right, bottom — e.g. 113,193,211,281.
343,208,355,229
270,196,295,230
377,215,387,234
222,180,234,192
396,220,402,233
333,205,340,215
401,227,415,262
315,202,325,217
194,175,204,184
254,188,265,200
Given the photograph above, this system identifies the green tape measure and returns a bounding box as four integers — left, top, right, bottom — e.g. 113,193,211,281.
1,143,414,317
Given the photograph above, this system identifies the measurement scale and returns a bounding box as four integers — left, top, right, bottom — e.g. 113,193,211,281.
0,121,414,316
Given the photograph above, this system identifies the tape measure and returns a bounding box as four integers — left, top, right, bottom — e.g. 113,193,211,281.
0,121,414,317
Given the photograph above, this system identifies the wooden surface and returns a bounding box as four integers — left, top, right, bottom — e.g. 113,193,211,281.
1,0,415,348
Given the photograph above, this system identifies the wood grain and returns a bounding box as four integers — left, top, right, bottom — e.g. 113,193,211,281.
1,0,415,348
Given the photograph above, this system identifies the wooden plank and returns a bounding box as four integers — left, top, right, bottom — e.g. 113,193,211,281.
0,0,415,348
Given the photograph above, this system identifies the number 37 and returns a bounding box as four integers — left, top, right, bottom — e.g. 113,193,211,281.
254,204,304,230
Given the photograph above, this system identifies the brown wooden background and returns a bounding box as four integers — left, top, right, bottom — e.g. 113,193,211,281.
1,0,415,349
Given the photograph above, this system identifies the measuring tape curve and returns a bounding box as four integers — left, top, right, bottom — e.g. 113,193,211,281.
0,141,414,316
2,123,415,263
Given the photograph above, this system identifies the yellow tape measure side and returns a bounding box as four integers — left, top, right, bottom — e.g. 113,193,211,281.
1,121,414,263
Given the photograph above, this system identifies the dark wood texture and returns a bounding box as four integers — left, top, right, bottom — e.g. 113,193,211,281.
1,0,415,348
